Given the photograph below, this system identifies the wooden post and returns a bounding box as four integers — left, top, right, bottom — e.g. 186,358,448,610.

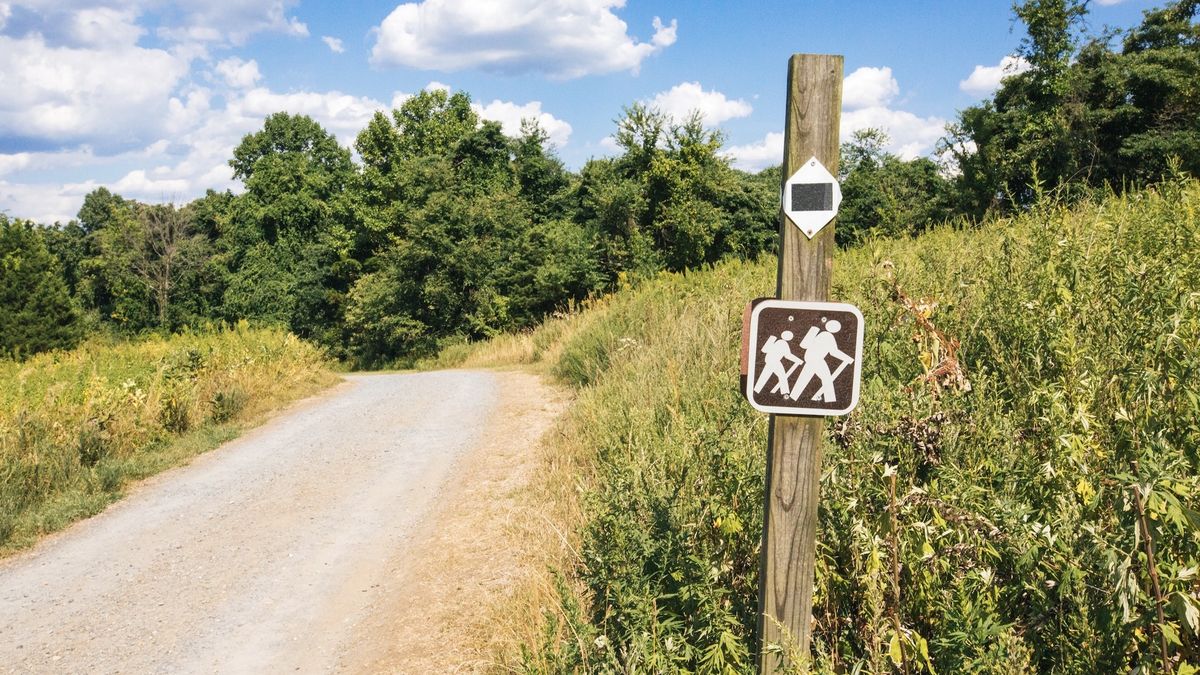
758,53,842,673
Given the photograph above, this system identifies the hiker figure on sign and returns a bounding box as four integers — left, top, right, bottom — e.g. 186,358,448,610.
753,330,802,396
743,299,864,416
792,318,854,403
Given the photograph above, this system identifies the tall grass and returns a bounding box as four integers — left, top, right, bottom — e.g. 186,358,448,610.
0,324,335,553
455,180,1200,673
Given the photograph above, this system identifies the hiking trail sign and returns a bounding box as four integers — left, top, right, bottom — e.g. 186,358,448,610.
782,156,841,239
745,299,863,416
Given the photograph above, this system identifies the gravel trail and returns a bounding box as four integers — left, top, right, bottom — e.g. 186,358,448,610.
0,370,517,674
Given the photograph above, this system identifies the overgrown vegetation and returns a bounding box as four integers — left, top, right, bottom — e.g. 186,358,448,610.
0,326,334,553
453,177,1200,673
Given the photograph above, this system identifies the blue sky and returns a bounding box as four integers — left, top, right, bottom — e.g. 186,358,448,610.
0,0,1158,223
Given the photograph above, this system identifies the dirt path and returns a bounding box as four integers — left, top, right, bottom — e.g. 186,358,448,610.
0,369,569,674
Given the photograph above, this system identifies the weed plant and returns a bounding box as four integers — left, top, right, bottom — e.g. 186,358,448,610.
0,324,334,553
466,180,1200,673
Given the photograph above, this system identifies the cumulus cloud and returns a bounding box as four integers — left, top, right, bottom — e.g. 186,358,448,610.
841,107,947,160
0,152,32,176
2,77,389,222
215,57,262,89
646,82,752,125
724,66,948,172
157,0,310,45
473,99,572,148
321,36,344,53
723,132,783,173
370,0,677,79
840,65,947,160
0,180,98,224
231,88,386,146
111,169,191,197
68,7,144,47
0,3,393,223
960,55,1031,96
6,0,309,48
843,66,900,110
0,32,189,152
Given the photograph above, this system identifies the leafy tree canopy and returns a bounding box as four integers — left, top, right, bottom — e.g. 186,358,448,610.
0,215,81,358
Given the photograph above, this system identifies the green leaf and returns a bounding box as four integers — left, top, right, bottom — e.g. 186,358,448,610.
1163,622,1183,647
889,632,904,666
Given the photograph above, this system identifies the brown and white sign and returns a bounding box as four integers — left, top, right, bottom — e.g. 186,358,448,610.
745,299,863,416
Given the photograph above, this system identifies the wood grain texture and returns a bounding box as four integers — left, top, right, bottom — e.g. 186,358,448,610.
759,53,842,674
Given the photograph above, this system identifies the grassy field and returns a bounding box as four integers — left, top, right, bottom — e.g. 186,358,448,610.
444,179,1200,673
0,325,336,555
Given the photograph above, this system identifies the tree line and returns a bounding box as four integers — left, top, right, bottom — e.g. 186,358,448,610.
2,0,1196,365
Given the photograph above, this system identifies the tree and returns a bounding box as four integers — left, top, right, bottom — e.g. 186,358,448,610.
77,187,128,234
87,202,210,330
223,114,359,351
392,89,478,160
945,0,1200,216
514,119,573,223
0,215,81,358
577,104,775,278
127,204,209,327
351,90,484,257
838,129,954,246
230,112,354,243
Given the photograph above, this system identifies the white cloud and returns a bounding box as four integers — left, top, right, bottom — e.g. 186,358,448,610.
0,180,97,224
68,7,144,47
231,88,388,147
111,169,191,198
370,0,677,79
156,0,310,45
473,99,572,148
841,107,947,160
1,84,390,223
0,152,31,176
841,67,947,160
0,3,393,223
0,33,190,152
843,66,900,110
322,36,345,53
424,81,452,94
215,57,262,89
724,66,948,172
598,135,621,153
959,56,1031,96
7,1,309,48
646,82,752,126
723,132,783,173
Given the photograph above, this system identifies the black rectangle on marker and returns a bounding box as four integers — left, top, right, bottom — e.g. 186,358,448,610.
791,183,833,212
